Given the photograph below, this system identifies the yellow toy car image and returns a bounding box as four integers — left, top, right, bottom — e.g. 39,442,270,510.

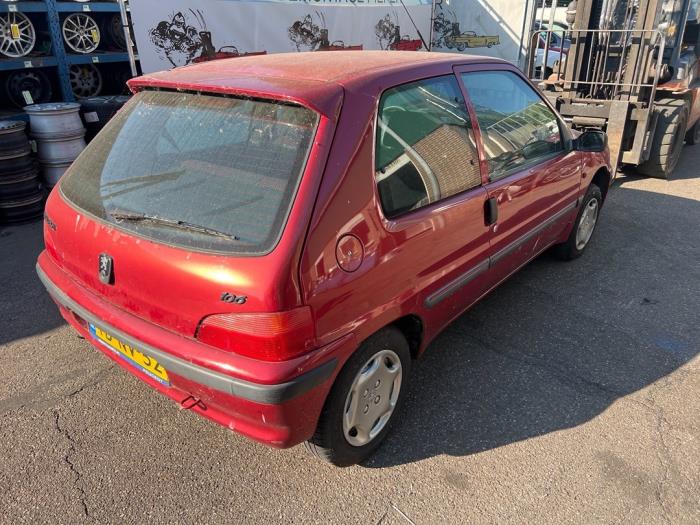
443,23,501,51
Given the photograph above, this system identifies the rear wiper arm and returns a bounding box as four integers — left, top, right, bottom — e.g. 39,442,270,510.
108,210,239,241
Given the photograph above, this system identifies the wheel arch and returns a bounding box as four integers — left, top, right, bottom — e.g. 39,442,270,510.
591,167,611,203
390,314,424,360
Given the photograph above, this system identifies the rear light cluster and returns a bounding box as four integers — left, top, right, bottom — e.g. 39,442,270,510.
195,307,316,362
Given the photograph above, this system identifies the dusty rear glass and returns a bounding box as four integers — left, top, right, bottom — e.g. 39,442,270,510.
60,90,318,254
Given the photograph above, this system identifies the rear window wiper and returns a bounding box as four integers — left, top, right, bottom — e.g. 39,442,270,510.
108,210,239,241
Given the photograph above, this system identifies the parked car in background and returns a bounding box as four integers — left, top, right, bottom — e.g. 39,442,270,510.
37,52,611,466
532,21,571,76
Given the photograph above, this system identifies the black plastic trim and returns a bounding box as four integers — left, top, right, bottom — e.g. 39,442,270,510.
424,200,577,308
490,201,577,265
425,260,490,309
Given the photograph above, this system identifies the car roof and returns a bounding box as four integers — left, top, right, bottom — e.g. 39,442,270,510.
129,51,507,118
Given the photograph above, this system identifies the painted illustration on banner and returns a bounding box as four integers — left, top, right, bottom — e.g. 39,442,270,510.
288,12,362,51
374,13,422,51
130,0,432,73
148,10,265,67
430,0,531,65
432,4,499,51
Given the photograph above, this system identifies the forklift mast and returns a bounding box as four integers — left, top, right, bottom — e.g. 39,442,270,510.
532,0,700,175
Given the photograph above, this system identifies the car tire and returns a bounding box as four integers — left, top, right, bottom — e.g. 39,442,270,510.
305,326,411,467
553,183,603,261
637,98,688,179
686,119,700,145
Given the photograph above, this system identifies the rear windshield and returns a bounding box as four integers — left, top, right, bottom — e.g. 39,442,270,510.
60,90,318,254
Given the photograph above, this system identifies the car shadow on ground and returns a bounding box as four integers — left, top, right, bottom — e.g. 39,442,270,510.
1,171,698,470
0,221,63,346
366,182,699,468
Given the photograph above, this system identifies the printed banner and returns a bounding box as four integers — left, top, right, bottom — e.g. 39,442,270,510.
130,0,432,73
431,0,533,66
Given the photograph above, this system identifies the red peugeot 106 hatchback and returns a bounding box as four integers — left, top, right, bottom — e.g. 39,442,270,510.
37,52,611,466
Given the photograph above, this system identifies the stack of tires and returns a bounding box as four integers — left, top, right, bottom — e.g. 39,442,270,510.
25,102,86,189
0,121,44,225
80,95,130,142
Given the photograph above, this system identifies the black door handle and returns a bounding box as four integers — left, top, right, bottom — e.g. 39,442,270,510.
485,197,498,226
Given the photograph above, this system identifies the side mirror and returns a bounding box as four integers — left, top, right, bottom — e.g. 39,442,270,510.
573,130,607,152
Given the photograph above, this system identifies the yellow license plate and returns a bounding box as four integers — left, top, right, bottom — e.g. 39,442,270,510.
89,324,170,386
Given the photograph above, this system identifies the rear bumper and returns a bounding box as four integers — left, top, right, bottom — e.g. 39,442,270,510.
36,253,352,447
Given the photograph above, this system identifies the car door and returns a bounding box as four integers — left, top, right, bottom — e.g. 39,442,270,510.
373,74,494,329
455,65,581,287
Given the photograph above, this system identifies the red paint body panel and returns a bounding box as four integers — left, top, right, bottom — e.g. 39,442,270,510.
39,52,611,448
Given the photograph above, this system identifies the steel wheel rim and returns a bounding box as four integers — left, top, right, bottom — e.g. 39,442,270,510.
343,349,402,447
0,12,36,58
575,197,599,250
6,70,50,108
69,64,102,98
62,13,100,54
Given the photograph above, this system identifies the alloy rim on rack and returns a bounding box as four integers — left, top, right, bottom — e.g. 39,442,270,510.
0,11,36,58
69,64,103,99
62,13,101,54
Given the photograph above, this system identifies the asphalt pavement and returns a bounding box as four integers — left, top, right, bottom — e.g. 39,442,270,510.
1,145,699,524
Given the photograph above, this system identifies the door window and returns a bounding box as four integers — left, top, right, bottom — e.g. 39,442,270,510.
460,70,563,181
375,75,481,219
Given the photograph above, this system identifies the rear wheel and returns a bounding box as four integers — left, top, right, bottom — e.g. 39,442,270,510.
305,326,410,467
637,98,688,179
553,183,602,261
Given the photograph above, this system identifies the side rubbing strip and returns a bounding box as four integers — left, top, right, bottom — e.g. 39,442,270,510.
490,201,577,266
424,201,577,309
425,260,490,309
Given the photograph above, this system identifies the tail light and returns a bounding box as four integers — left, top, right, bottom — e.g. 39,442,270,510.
195,307,316,362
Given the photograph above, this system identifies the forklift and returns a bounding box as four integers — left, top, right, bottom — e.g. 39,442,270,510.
530,0,700,178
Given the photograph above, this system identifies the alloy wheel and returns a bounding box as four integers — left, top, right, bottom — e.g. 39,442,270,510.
69,64,102,98
0,12,36,58
62,13,100,54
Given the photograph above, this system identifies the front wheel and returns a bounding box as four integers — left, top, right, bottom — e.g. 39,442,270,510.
305,327,411,467
637,98,688,179
553,183,602,261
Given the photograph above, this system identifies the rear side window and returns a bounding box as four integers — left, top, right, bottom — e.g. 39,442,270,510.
60,90,318,254
375,75,481,219
460,70,563,181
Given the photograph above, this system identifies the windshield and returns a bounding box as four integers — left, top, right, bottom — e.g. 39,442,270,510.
60,90,319,254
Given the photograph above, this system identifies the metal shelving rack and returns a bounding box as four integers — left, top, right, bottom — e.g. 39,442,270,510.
0,0,138,117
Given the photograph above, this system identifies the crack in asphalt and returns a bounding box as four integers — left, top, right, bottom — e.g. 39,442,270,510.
67,365,115,399
52,409,89,519
646,393,673,525
0,365,115,417
641,384,698,524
